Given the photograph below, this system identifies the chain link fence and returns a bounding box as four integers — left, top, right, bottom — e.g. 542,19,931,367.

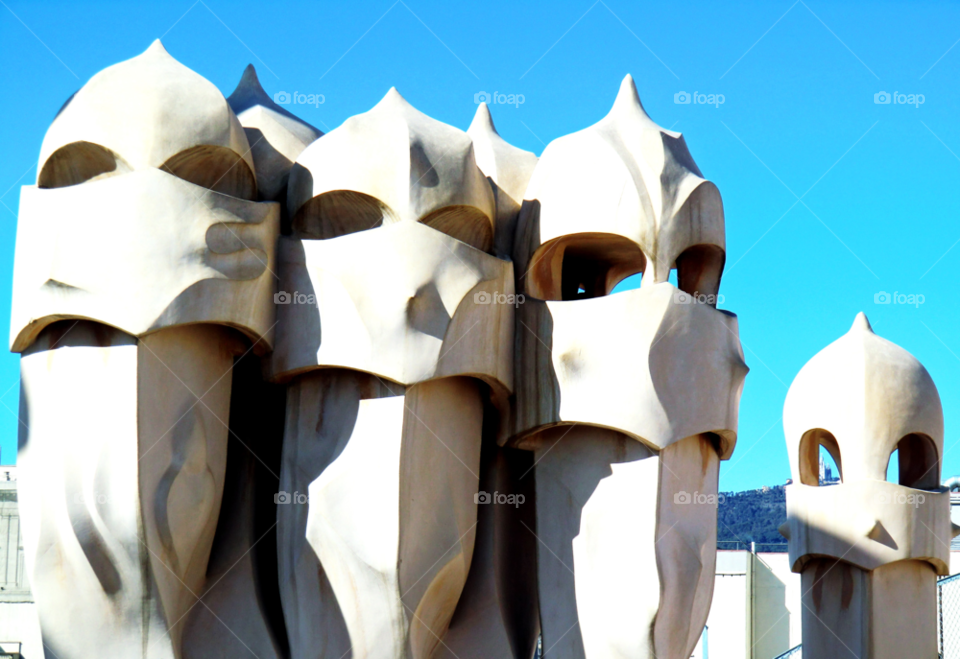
940,572,960,658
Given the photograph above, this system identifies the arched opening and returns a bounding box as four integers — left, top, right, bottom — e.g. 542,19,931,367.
675,243,725,305
160,145,257,200
887,433,939,489
38,141,130,188
420,205,493,253
526,233,646,301
798,428,842,486
291,190,393,239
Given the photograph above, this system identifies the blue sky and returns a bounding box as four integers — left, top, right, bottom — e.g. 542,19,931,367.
1,0,959,491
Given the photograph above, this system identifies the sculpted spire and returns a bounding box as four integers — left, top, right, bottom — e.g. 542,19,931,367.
783,312,943,485
12,41,282,659
467,101,538,205
38,39,254,191
287,87,495,251
227,64,322,202
517,73,724,301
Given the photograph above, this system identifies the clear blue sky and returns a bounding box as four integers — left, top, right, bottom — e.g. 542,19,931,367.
2,0,959,492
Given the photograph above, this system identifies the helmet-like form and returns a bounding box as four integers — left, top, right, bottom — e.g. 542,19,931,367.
782,313,952,574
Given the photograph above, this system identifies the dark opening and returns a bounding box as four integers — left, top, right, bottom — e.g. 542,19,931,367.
889,433,939,489
798,428,842,486
526,233,646,301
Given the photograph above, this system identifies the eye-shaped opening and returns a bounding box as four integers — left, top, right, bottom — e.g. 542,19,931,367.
291,190,394,239
675,243,725,303
419,206,493,253
886,433,939,490
160,145,257,200
526,233,647,301
38,141,131,188
798,428,842,486
290,192,493,250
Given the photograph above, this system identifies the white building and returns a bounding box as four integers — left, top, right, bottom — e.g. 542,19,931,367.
690,550,799,659
0,467,41,659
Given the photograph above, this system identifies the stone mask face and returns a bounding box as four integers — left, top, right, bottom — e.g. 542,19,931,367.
507,75,747,659
269,89,517,659
781,315,951,659
12,42,282,659
14,47,751,659
11,40,279,354
268,220,514,388
270,87,514,389
782,314,950,575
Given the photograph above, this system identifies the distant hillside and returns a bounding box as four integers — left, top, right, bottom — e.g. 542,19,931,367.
717,485,787,551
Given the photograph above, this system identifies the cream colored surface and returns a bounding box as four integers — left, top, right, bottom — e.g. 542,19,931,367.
510,282,745,456
531,431,722,659
783,314,948,657
651,435,722,658
13,41,282,659
272,84,516,658
268,221,514,391
467,103,538,258
11,169,279,352
467,103,537,206
11,40,279,353
305,377,482,659
287,88,495,251
800,559,937,659
437,446,540,659
38,40,254,179
784,480,950,573
514,74,724,295
277,371,377,659
183,435,285,659
17,323,238,659
507,75,745,659
783,313,943,483
13,46,762,659
783,313,949,575
227,64,322,202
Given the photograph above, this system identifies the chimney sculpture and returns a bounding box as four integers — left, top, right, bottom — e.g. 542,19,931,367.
12,41,751,659
781,314,954,659
507,75,748,659
271,88,514,659
180,64,324,659
12,42,279,659
435,104,542,659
